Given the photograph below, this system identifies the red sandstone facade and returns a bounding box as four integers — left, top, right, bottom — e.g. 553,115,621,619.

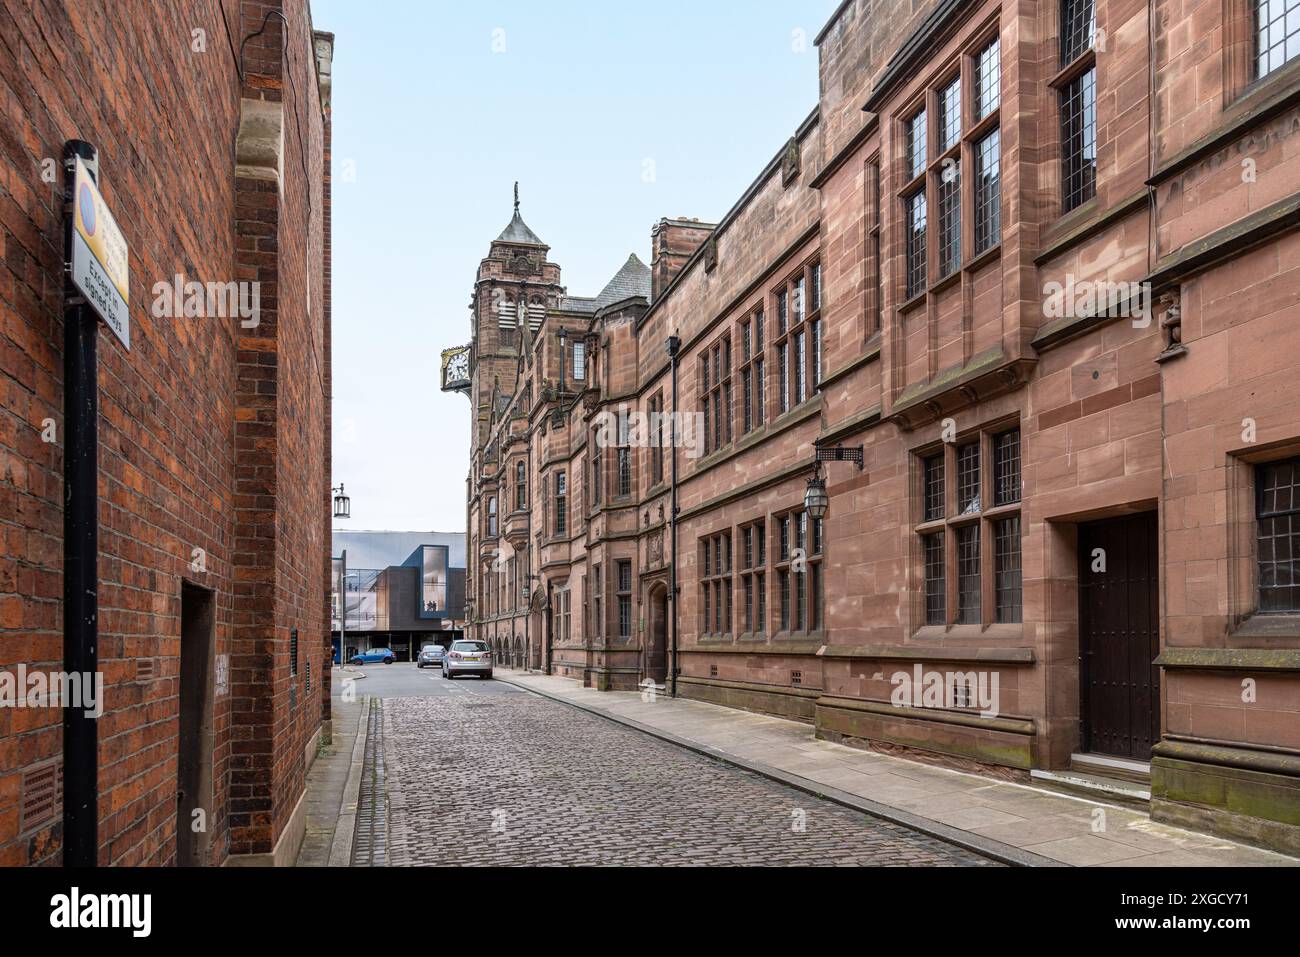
456,0,1300,854
0,0,333,865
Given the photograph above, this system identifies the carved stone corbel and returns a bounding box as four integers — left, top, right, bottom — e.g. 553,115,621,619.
1155,290,1187,364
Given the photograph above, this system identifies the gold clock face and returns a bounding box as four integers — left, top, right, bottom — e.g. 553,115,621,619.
441,346,471,392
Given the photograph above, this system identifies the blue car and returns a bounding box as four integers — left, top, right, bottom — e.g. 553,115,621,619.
350,647,396,665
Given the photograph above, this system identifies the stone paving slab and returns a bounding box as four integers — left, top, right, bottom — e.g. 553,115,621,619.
494,671,1299,868
295,674,365,867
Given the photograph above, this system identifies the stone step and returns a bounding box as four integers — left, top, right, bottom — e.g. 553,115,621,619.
1029,767,1151,810
1069,751,1152,785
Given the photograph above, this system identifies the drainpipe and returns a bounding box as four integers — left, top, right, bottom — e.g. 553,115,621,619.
529,407,543,674
666,334,680,697
62,139,99,867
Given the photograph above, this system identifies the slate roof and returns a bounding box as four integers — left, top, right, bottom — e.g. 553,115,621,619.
495,209,546,246
592,253,651,310
558,296,598,314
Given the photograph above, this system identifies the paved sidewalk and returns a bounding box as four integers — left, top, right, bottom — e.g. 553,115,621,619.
495,671,1298,867
295,671,367,866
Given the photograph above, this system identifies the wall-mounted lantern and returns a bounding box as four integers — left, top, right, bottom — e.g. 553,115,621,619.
804,472,829,520
804,443,863,520
332,483,351,520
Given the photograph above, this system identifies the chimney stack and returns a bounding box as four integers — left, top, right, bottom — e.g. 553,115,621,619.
650,217,716,301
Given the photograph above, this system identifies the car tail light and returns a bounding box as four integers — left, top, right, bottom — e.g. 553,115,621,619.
450,652,462,660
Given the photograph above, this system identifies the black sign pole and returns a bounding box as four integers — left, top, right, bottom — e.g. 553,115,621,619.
62,139,99,867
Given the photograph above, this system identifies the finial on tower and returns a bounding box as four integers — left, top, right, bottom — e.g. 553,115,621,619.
513,181,520,214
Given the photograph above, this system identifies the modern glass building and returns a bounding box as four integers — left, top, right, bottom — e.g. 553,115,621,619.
331,531,467,661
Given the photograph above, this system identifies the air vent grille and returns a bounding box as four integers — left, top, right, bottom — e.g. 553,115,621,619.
21,760,61,834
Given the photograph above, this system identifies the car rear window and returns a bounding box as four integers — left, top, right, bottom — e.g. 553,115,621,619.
453,641,488,652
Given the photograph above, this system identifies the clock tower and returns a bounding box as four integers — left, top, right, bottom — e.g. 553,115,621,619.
464,185,566,452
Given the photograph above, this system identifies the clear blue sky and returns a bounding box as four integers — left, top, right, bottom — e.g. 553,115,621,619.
317,0,841,533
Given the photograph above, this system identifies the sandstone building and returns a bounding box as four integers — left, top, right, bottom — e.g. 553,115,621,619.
0,0,333,865
450,0,1300,853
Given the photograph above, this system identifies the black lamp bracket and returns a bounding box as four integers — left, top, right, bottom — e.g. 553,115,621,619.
813,443,864,470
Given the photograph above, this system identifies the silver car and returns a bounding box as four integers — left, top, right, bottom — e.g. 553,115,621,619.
417,644,446,669
442,639,492,679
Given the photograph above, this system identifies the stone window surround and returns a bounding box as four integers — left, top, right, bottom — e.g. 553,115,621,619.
769,257,823,419
894,16,1004,315
700,531,732,638
648,391,665,486
739,520,767,637
738,309,766,437
616,559,634,641
699,336,733,457
771,508,823,638
1226,440,1300,637
912,417,1023,636
865,157,883,341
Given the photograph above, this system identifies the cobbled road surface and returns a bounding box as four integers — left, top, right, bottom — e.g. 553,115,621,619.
364,681,997,867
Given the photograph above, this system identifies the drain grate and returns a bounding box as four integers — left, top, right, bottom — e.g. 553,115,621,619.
351,698,389,866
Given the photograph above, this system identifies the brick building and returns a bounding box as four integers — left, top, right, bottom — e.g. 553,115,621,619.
0,0,333,865
449,0,1300,854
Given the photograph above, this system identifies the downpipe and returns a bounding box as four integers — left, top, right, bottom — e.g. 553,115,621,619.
667,335,680,698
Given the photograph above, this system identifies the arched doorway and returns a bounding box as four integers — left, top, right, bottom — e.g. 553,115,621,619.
513,637,524,670
647,585,668,685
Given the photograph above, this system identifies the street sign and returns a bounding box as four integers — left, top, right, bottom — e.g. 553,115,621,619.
69,156,130,349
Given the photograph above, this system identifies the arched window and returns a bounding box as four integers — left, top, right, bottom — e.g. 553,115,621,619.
515,462,527,510
487,496,498,537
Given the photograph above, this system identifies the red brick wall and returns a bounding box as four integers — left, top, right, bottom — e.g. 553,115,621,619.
0,0,329,866
229,0,329,860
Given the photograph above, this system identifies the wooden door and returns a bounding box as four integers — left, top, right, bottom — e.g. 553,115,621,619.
1078,512,1160,759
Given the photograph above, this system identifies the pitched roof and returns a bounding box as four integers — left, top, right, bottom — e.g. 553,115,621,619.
495,209,546,246
593,253,651,310
558,296,598,314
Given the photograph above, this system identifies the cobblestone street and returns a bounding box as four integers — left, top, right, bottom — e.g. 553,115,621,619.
359,682,996,867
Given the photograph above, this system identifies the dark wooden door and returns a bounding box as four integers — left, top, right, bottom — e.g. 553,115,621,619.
647,589,668,684
1078,512,1160,760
